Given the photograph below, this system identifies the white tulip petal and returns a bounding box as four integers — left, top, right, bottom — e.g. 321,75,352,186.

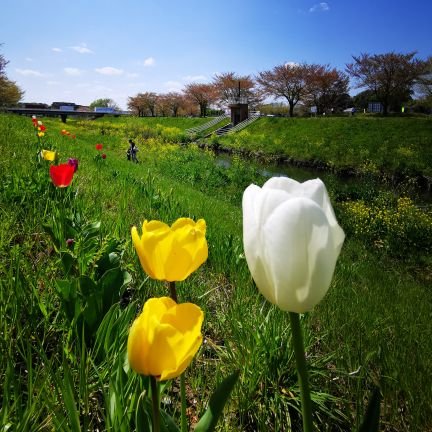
263,176,300,194
242,176,345,313
261,198,328,312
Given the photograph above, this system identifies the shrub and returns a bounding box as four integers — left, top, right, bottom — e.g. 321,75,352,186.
339,195,432,256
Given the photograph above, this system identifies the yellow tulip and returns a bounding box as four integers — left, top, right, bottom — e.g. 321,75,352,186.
131,218,208,281
37,131,45,137
127,297,204,381
41,149,56,161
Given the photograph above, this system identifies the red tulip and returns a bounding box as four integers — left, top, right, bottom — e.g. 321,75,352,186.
101,153,106,159
39,125,47,132
50,163,75,188
96,143,103,151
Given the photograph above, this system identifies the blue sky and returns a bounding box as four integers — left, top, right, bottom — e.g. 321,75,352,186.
1,0,431,109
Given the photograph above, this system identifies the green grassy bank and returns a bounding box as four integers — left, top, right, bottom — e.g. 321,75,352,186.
0,113,431,431
212,116,432,177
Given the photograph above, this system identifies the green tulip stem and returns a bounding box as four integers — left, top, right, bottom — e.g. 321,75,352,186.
168,281,178,302
150,376,161,432
168,281,187,431
289,312,314,432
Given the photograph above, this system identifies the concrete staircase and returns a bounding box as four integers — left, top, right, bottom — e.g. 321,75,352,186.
214,112,261,136
186,114,230,135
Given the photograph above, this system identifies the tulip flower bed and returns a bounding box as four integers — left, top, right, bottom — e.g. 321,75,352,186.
0,113,431,431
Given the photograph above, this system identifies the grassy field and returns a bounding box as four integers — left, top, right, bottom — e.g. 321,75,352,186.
1,113,431,431
212,116,432,177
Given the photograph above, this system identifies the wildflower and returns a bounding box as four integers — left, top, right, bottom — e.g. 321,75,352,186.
131,218,208,282
127,297,204,381
41,149,56,161
37,132,45,138
242,177,345,313
95,143,103,151
67,158,79,173
101,153,106,159
49,163,75,188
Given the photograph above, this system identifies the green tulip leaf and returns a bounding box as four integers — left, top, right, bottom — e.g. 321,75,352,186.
160,408,180,432
60,251,75,275
79,275,97,297
359,387,381,432
194,370,240,432
55,279,79,322
135,392,152,432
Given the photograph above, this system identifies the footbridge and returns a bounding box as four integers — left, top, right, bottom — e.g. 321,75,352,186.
4,107,130,123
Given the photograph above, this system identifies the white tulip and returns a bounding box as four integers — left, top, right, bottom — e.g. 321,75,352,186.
242,176,345,313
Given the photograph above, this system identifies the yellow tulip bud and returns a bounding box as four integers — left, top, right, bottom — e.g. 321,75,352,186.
127,297,204,381
41,149,56,161
131,218,208,281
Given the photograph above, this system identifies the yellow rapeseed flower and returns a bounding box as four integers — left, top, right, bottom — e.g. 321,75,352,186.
127,297,204,381
131,218,208,281
41,149,56,161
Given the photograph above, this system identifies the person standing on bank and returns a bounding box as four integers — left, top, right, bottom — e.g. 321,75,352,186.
127,139,139,163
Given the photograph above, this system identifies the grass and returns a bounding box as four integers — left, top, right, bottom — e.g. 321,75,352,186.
0,113,431,431
213,116,432,177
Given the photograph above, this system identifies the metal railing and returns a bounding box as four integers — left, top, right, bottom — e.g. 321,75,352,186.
226,113,260,134
186,114,230,134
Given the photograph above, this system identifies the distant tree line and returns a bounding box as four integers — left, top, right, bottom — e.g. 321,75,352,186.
0,44,24,107
127,52,431,117
1,43,431,116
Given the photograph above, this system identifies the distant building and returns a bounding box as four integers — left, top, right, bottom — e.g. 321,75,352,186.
51,102,78,110
19,102,50,109
76,105,91,112
368,102,383,113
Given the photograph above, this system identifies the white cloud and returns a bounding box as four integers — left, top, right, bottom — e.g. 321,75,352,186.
309,2,330,12
143,57,155,67
15,68,46,77
285,61,300,68
183,74,207,82
64,67,84,76
71,43,93,54
127,72,140,78
95,67,124,76
52,47,62,53
163,80,183,91
47,80,60,85
25,57,33,62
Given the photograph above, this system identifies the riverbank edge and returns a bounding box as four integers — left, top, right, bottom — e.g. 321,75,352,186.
193,140,432,197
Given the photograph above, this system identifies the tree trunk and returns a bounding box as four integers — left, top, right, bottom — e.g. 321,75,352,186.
289,102,294,117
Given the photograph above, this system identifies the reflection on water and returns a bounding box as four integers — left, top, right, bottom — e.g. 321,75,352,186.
215,153,337,183
214,153,432,204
